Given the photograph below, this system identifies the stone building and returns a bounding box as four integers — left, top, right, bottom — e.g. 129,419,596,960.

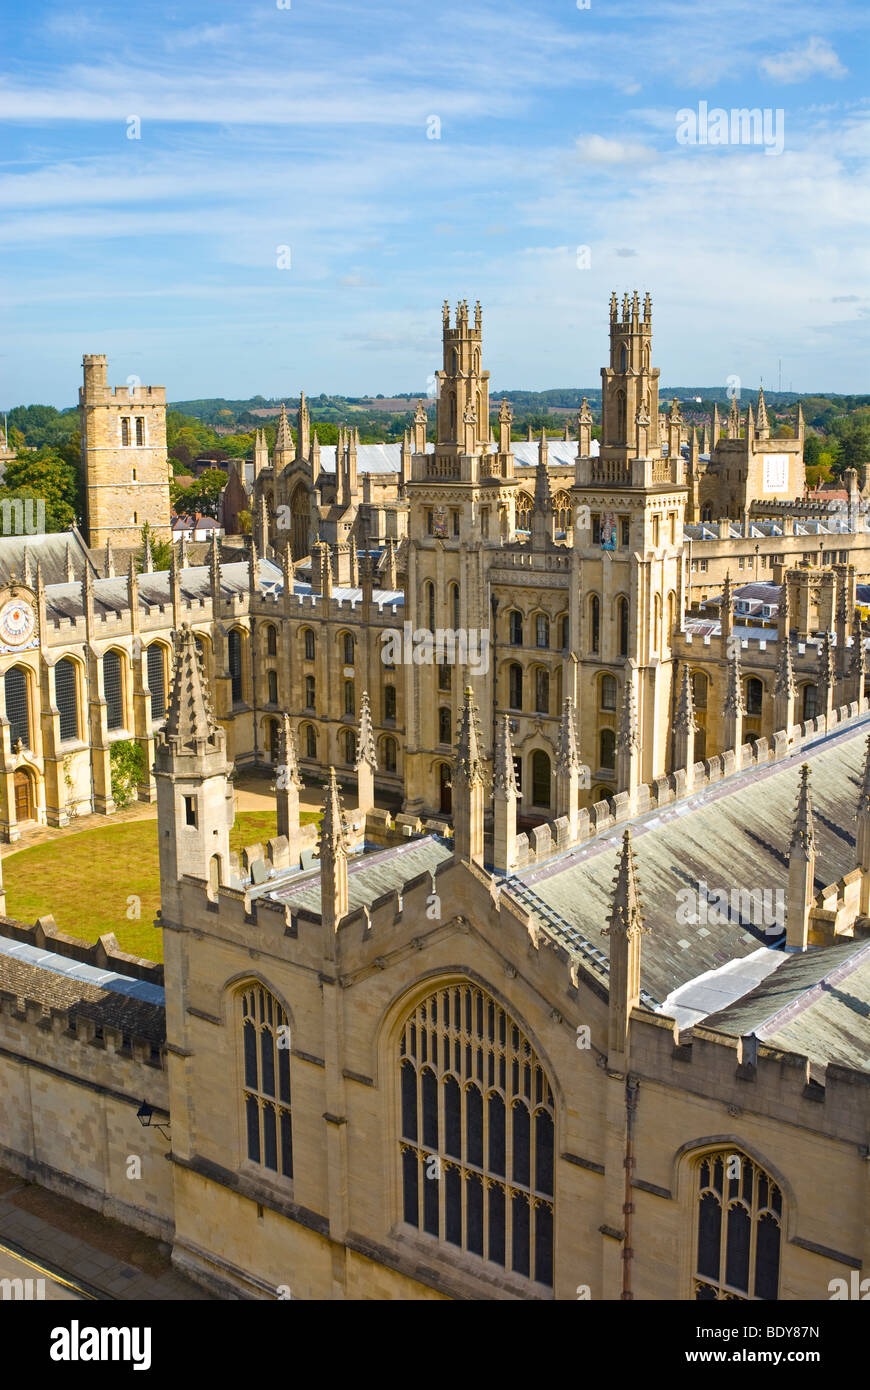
79,353,171,549
2,632,870,1300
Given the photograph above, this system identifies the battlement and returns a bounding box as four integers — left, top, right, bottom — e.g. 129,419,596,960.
631,1008,870,1144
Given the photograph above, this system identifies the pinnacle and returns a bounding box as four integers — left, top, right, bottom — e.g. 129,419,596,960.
279,713,303,789
320,766,348,855
675,664,698,732
355,690,378,771
455,686,485,786
555,698,581,773
162,624,219,748
603,828,647,939
789,763,815,857
493,715,518,797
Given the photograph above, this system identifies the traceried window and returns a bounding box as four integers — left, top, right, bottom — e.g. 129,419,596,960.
508,663,523,711
5,666,30,748
103,651,124,731
600,673,617,711
266,624,277,656
509,611,523,647
343,632,354,665
746,677,763,716
228,629,243,704
438,707,452,745
55,657,78,743
305,675,316,710
240,985,293,1180
534,668,549,715
802,685,817,721
399,984,554,1288
535,614,549,649
147,643,165,721
694,1152,781,1301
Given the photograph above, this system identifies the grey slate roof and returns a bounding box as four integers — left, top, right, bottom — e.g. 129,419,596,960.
0,945,166,1044
0,529,97,587
504,714,870,1006
263,834,452,916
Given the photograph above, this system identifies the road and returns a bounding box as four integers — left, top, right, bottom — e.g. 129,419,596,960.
0,1241,93,1301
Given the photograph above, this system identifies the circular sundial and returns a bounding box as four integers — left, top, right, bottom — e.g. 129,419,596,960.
0,598,36,648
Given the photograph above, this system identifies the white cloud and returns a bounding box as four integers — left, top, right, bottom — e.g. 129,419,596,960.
761,36,847,84
575,135,655,164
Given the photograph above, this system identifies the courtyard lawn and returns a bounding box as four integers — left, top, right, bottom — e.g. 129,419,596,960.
2,809,321,964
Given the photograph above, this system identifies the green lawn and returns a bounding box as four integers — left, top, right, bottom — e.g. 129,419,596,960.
2,810,321,964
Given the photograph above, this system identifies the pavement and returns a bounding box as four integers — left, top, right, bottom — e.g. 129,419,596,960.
0,1169,212,1301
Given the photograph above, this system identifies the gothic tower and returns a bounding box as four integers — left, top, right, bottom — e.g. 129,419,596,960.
78,354,171,549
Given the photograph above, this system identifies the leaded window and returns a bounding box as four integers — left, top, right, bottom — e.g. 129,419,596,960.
5,666,29,749
147,644,165,721
228,629,243,704
399,984,554,1288
694,1152,781,1301
55,657,78,743
103,651,123,731
241,985,293,1180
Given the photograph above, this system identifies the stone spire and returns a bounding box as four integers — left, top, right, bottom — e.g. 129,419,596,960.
104,537,115,579
276,713,303,866
453,685,485,864
162,624,219,750
555,696,583,834
601,828,648,1059
576,397,593,458
756,384,770,440
209,529,221,603
616,667,640,800
253,428,269,479
492,715,519,873
143,529,154,572
354,690,378,815
720,571,734,648
297,390,310,461
319,767,349,933
773,594,796,733
856,735,870,916
723,639,744,755
727,394,740,439
711,403,720,451
850,626,866,704
673,663,698,788
154,625,231,904
817,631,834,719
274,403,293,467
786,763,815,951
532,437,554,547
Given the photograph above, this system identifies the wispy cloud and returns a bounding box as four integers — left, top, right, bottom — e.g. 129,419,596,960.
761,36,847,83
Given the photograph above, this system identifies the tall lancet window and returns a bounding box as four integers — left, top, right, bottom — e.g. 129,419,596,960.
694,1151,781,1300
399,983,555,1289
240,985,293,1180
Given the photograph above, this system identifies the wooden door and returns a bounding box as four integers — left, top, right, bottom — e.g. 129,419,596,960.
14,770,32,822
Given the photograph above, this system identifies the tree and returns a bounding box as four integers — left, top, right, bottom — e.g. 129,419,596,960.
170,467,227,519
237,509,252,535
136,521,173,572
0,446,80,532
110,740,146,809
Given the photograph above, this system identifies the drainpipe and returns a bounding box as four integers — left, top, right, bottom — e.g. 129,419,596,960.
622,1076,639,1299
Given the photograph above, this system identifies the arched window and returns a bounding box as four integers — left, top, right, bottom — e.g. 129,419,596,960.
343,632,354,665
343,729,356,764
305,675,316,710
303,628,315,661
508,663,523,710
55,657,78,743
240,985,293,1179
146,644,166,721
425,582,436,633
516,494,533,532
653,594,662,654
384,684,396,723
344,680,355,717
383,736,397,773
619,343,627,373
558,615,569,651
618,597,629,658
266,624,277,656
535,614,549,649
304,724,317,759
103,651,124,731
531,750,551,807
439,707,452,745
600,727,616,771
601,674,617,710
399,983,554,1287
693,671,708,710
268,670,278,705
509,611,523,647
746,677,763,716
228,629,243,704
616,389,627,442
694,1151,781,1300
268,718,279,763
667,591,676,639
590,596,600,654
5,666,30,749
439,763,452,814
450,584,460,630
802,685,817,721
534,668,549,715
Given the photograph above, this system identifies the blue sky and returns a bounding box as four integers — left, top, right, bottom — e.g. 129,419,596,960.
1,0,868,407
